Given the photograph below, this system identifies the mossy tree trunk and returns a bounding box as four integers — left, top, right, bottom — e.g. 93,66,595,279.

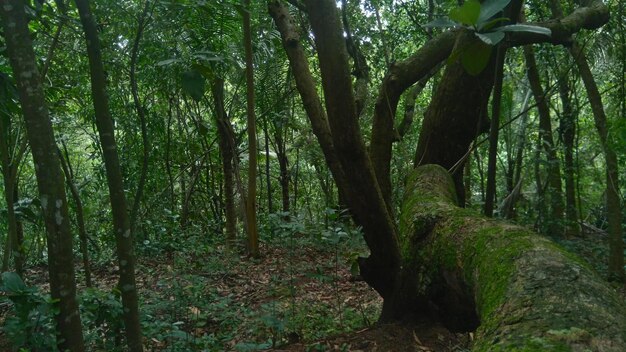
392,165,626,351
271,0,613,319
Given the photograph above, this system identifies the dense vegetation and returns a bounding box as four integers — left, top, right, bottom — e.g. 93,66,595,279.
0,0,624,351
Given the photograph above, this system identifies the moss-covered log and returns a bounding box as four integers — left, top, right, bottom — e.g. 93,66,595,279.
398,165,626,351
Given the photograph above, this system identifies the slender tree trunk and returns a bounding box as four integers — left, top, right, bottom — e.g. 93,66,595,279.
523,46,564,235
13,183,24,274
211,79,237,248
0,2,85,350
0,118,27,275
570,42,624,281
484,46,506,217
263,117,273,213
59,144,92,287
129,0,151,235
557,69,580,237
166,96,175,209
242,0,259,257
74,0,144,349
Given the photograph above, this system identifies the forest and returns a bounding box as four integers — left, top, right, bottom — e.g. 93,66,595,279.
0,0,625,351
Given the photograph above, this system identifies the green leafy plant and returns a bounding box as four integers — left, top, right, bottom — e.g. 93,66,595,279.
426,0,551,74
0,272,59,352
79,287,125,350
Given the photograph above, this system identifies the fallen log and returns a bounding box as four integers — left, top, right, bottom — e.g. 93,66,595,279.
398,165,626,351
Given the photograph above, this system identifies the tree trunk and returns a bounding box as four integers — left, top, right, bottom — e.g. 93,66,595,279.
211,78,237,248
557,69,580,237
414,30,495,206
242,0,259,258
59,144,92,288
129,0,151,236
391,164,626,350
74,0,144,349
523,46,564,235
1,1,86,350
484,46,506,217
569,42,624,282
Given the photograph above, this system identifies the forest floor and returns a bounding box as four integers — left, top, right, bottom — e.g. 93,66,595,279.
0,221,620,351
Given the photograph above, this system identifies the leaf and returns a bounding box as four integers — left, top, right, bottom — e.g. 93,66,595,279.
180,69,206,102
449,0,480,26
461,41,493,76
197,121,210,136
497,24,551,36
478,0,511,24
157,58,179,66
477,17,510,31
423,18,458,28
1,272,27,294
476,31,505,45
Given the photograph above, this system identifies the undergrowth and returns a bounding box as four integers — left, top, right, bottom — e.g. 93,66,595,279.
0,210,380,351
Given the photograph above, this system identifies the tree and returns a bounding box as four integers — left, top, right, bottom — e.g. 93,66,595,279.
0,1,86,350
74,0,144,349
270,0,623,345
242,0,259,257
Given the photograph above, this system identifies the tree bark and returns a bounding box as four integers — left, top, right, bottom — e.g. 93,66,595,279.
557,68,580,237
414,30,494,205
270,0,401,296
74,0,144,349
1,1,85,350
523,46,564,235
242,0,259,258
129,0,151,236
59,144,92,287
396,165,626,350
484,46,506,217
211,78,237,248
569,42,624,282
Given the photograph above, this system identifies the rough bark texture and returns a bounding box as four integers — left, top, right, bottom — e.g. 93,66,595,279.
1,1,86,350
400,165,626,351
74,0,144,350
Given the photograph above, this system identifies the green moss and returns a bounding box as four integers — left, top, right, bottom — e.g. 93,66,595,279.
462,226,534,330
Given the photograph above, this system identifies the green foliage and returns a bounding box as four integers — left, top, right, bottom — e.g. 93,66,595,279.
428,0,550,74
79,288,125,350
0,272,59,352
180,69,206,102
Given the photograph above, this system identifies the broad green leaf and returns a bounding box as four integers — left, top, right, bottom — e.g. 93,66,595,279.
1,272,27,294
197,121,210,136
192,63,214,80
424,18,458,28
157,58,179,66
477,17,510,31
449,0,480,26
461,41,493,75
180,69,206,102
476,31,505,45
497,24,551,36
478,0,511,24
